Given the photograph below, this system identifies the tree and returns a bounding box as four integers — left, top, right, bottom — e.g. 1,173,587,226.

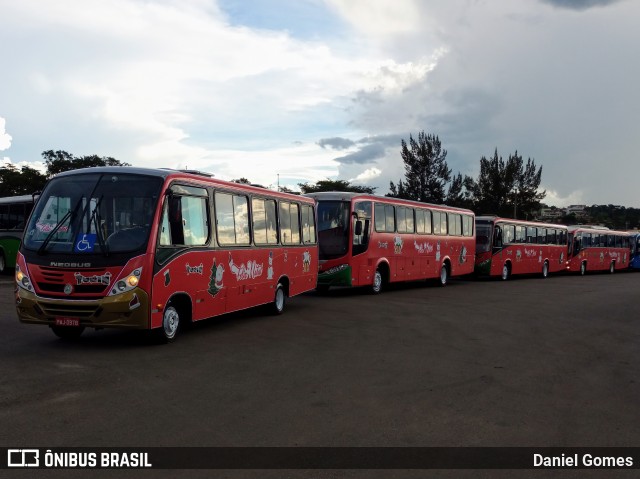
466,149,545,219
42,150,130,177
0,164,47,196
298,179,375,194
388,132,462,205
232,177,251,184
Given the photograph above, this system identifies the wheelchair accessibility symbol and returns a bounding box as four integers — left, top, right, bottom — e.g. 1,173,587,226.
74,233,97,253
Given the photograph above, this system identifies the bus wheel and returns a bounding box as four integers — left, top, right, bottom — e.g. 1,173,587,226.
271,283,286,314
542,261,549,279
580,262,587,276
0,253,5,274
501,263,510,281
439,264,448,286
371,269,383,294
51,325,85,340
609,262,615,274
157,304,180,343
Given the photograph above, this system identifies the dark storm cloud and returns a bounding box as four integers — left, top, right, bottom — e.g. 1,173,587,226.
330,134,403,165
317,137,355,150
540,0,624,10
333,143,385,164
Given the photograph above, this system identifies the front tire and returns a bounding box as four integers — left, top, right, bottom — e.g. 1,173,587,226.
501,263,510,281
371,269,383,294
542,261,549,279
271,283,286,314
609,262,615,274
439,264,449,286
580,262,587,276
0,253,5,274
156,304,180,343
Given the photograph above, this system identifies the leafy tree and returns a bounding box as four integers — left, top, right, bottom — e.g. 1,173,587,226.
388,132,456,204
0,164,47,196
298,179,375,194
232,177,251,184
466,149,545,219
42,150,130,177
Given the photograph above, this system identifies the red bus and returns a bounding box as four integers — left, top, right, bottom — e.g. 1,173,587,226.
475,216,568,280
304,192,475,293
15,167,318,342
566,225,630,275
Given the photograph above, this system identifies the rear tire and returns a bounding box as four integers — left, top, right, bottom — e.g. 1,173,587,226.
542,261,549,279
580,262,587,276
51,325,85,340
609,262,615,274
0,253,5,274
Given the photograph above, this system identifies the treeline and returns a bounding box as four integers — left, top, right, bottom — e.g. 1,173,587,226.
0,150,129,196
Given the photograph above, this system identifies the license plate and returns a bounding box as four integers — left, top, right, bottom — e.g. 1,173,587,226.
55,317,80,327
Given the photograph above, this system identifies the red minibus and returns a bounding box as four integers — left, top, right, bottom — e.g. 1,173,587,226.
16,167,318,342
475,216,568,280
304,192,475,292
566,225,630,274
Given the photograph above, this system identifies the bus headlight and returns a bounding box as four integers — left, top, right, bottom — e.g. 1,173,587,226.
109,267,143,296
15,265,34,292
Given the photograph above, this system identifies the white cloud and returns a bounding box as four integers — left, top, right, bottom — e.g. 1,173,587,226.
543,188,585,208
0,117,12,151
350,167,382,184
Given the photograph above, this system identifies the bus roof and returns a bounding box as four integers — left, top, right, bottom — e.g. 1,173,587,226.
567,225,630,235
0,194,36,204
303,191,474,214
49,167,314,203
476,215,568,230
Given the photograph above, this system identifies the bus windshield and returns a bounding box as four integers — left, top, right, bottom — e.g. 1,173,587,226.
23,173,163,254
317,201,350,260
475,222,492,253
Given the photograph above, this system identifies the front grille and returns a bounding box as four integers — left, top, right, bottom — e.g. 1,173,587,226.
36,283,107,294
38,302,100,318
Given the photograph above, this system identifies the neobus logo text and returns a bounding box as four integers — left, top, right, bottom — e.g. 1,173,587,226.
50,262,92,268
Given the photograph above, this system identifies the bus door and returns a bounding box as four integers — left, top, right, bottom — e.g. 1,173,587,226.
352,201,372,286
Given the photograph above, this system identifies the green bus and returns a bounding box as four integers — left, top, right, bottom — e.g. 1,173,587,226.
0,194,36,273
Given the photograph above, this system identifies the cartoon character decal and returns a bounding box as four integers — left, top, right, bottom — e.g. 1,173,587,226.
208,260,225,297
393,236,403,254
302,251,311,273
435,241,441,262
538,250,543,263
267,251,274,280
459,245,467,264
516,250,522,262
559,251,565,265
599,252,605,263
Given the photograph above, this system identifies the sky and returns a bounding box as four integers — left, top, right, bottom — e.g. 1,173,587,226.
1,0,638,206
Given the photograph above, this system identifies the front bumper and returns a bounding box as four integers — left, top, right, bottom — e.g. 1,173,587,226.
16,287,150,330
317,265,353,288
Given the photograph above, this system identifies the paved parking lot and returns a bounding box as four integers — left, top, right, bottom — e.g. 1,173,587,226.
1,272,639,478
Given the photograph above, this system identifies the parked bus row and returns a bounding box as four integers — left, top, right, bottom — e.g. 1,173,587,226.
12,170,640,342
15,167,317,342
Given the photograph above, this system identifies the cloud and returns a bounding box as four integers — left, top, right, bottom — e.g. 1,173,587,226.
318,137,355,150
539,0,624,10
0,118,12,151
350,167,382,184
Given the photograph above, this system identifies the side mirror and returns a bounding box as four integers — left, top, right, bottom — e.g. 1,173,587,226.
354,220,363,236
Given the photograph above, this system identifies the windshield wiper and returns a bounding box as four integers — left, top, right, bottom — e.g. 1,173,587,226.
88,195,109,257
37,209,74,255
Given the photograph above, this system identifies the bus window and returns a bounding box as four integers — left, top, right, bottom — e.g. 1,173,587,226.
384,205,395,233
279,201,300,245
573,234,582,255
503,224,515,244
352,201,371,256
253,198,278,245
526,227,537,244
493,225,503,249
462,215,473,237
301,204,316,245
537,228,547,244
